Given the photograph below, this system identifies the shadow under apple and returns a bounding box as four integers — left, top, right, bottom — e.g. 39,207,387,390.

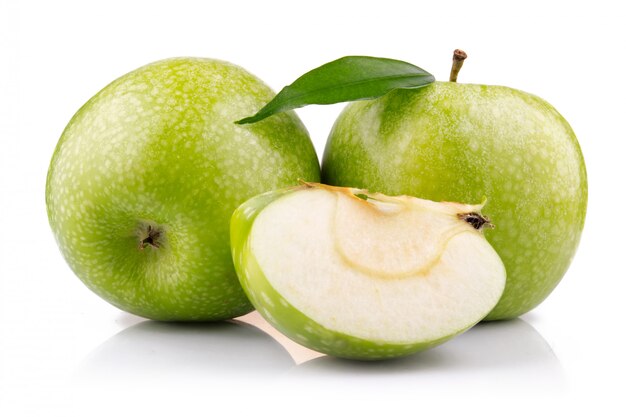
76,319,295,382
287,318,565,391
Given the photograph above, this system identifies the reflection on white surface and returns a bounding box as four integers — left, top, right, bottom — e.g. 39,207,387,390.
236,311,325,364
77,319,296,380
78,311,564,394
296,318,561,369
288,318,566,393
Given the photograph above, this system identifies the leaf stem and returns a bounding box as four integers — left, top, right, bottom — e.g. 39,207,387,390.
449,49,467,82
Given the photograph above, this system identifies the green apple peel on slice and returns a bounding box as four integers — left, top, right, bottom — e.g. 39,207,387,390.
231,184,506,360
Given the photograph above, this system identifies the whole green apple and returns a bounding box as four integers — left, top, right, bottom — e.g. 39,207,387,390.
231,183,505,359
322,71,587,320
46,58,320,321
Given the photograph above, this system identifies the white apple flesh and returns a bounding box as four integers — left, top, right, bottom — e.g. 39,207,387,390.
231,184,506,359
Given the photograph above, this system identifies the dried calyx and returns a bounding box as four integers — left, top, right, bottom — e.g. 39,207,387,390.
138,223,165,250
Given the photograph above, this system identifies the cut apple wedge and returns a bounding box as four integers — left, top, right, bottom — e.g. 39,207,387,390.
230,183,506,360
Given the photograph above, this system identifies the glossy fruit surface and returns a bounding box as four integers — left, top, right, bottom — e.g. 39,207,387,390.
46,58,320,321
322,81,587,320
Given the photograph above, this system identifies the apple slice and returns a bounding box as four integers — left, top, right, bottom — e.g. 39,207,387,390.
231,183,506,360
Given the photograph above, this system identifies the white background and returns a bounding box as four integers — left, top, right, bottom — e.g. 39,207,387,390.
1,0,624,415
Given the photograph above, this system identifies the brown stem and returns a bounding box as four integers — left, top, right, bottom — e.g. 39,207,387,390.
449,49,467,82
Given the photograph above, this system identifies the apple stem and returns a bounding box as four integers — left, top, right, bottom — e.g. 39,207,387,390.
449,49,467,82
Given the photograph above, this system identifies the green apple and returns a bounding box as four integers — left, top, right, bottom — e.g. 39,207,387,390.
46,58,320,321
231,183,506,359
322,74,587,320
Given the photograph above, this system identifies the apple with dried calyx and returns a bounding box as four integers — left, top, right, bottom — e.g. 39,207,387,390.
231,183,506,359
321,51,587,320
46,58,320,321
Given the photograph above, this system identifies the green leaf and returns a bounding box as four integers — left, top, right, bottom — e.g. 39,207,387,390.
235,56,435,124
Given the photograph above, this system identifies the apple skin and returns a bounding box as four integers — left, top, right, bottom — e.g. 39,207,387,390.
231,186,470,360
46,58,320,321
322,81,587,320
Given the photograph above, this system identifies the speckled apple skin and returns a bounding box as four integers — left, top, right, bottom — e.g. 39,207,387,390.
231,186,470,360
46,58,320,321
322,82,587,320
